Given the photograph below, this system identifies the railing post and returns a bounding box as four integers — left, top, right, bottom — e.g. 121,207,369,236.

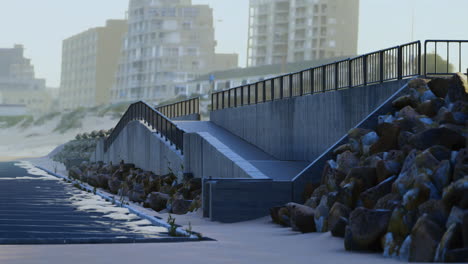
248,85,251,105
348,59,352,88
379,51,384,83
280,76,284,99
289,74,293,97
322,67,326,92
300,72,304,95
222,91,225,109
211,94,214,111
334,64,339,90
240,86,244,105
363,56,368,85
397,46,403,79
234,88,237,107
228,90,231,108
262,81,266,102
310,69,315,94
255,83,258,103
271,79,275,100
417,41,421,76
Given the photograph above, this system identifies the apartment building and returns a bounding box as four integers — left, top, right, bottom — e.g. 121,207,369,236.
0,44,51,113
111,0,238,103
247,0,359,67
59,20,128,110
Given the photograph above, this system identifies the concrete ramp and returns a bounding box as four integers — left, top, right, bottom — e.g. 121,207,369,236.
177,121,308,181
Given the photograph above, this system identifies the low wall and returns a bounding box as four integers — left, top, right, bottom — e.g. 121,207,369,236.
210,79,409,162
91,121,183,178
171,113,200,121
183,132,269,180
205,179,292,223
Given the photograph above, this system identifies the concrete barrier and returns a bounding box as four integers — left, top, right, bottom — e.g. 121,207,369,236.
92,121,184,178
205,179,292,223
210,79,409,162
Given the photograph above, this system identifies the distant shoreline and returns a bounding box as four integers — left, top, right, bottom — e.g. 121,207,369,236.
0,156,37,162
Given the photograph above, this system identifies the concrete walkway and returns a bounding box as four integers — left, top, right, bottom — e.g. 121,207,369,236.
176,121,308,180
0,161,175,244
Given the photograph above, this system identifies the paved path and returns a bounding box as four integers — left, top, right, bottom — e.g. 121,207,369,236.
0,161,171,244
176,121,308,180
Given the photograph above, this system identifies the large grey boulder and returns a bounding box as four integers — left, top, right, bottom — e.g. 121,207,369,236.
171,196,192,215
286,202,316,233
409,214,444,262
145,192,169,212
344,207,392,251
328,202,351,238
434,223,463,262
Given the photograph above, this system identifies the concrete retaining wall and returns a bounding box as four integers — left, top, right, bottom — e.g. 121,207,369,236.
183,132,269,180
205,179,292,223
290,79,415,203
210,80,409,162
91,121,183,178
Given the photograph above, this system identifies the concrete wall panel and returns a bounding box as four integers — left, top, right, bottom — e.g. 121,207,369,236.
210,80,409,162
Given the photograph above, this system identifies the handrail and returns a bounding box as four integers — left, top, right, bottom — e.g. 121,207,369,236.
104,101,185,154
156,97,200,119
424,40,468,76
211,41,421,111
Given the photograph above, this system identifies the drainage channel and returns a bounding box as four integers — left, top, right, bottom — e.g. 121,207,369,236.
0,161,197,245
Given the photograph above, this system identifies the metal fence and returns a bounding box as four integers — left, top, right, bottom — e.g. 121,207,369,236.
156,97,200,119
104,101,185,154
424,40,468,76
211,41,421,111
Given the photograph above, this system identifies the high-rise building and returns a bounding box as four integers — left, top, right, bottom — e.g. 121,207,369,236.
0,44,51,113
59,20,128,110
247,0,359,67
111,0,238,103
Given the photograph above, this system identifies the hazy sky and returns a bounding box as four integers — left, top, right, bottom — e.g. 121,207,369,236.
0,0,467,87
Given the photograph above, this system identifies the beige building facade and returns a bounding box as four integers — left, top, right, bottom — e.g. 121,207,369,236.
59,20,128,110
247,0,359,67
111,0,238,103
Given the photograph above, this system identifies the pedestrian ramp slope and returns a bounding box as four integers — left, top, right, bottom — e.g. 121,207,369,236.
177,121,309,181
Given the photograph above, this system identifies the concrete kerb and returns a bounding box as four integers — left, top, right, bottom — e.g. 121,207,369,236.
36,166,204,242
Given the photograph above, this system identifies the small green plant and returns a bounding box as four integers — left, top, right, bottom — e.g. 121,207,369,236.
167,214,178,237
186,222,193,236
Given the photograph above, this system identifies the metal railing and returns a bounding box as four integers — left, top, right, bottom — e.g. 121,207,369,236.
424,40,468,76
211,41,421,111
156,97,200,119
104,101,185,154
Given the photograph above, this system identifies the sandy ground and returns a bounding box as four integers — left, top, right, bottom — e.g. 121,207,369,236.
0,157,403,264
0,115,116,158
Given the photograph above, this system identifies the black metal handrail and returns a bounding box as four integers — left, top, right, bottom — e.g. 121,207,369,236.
424,40,468,76
104,101,185,154
211,41,421,111
156,97,200,119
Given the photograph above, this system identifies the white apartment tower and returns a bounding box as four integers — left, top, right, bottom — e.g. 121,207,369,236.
247,0,360,67
112,0,238,103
